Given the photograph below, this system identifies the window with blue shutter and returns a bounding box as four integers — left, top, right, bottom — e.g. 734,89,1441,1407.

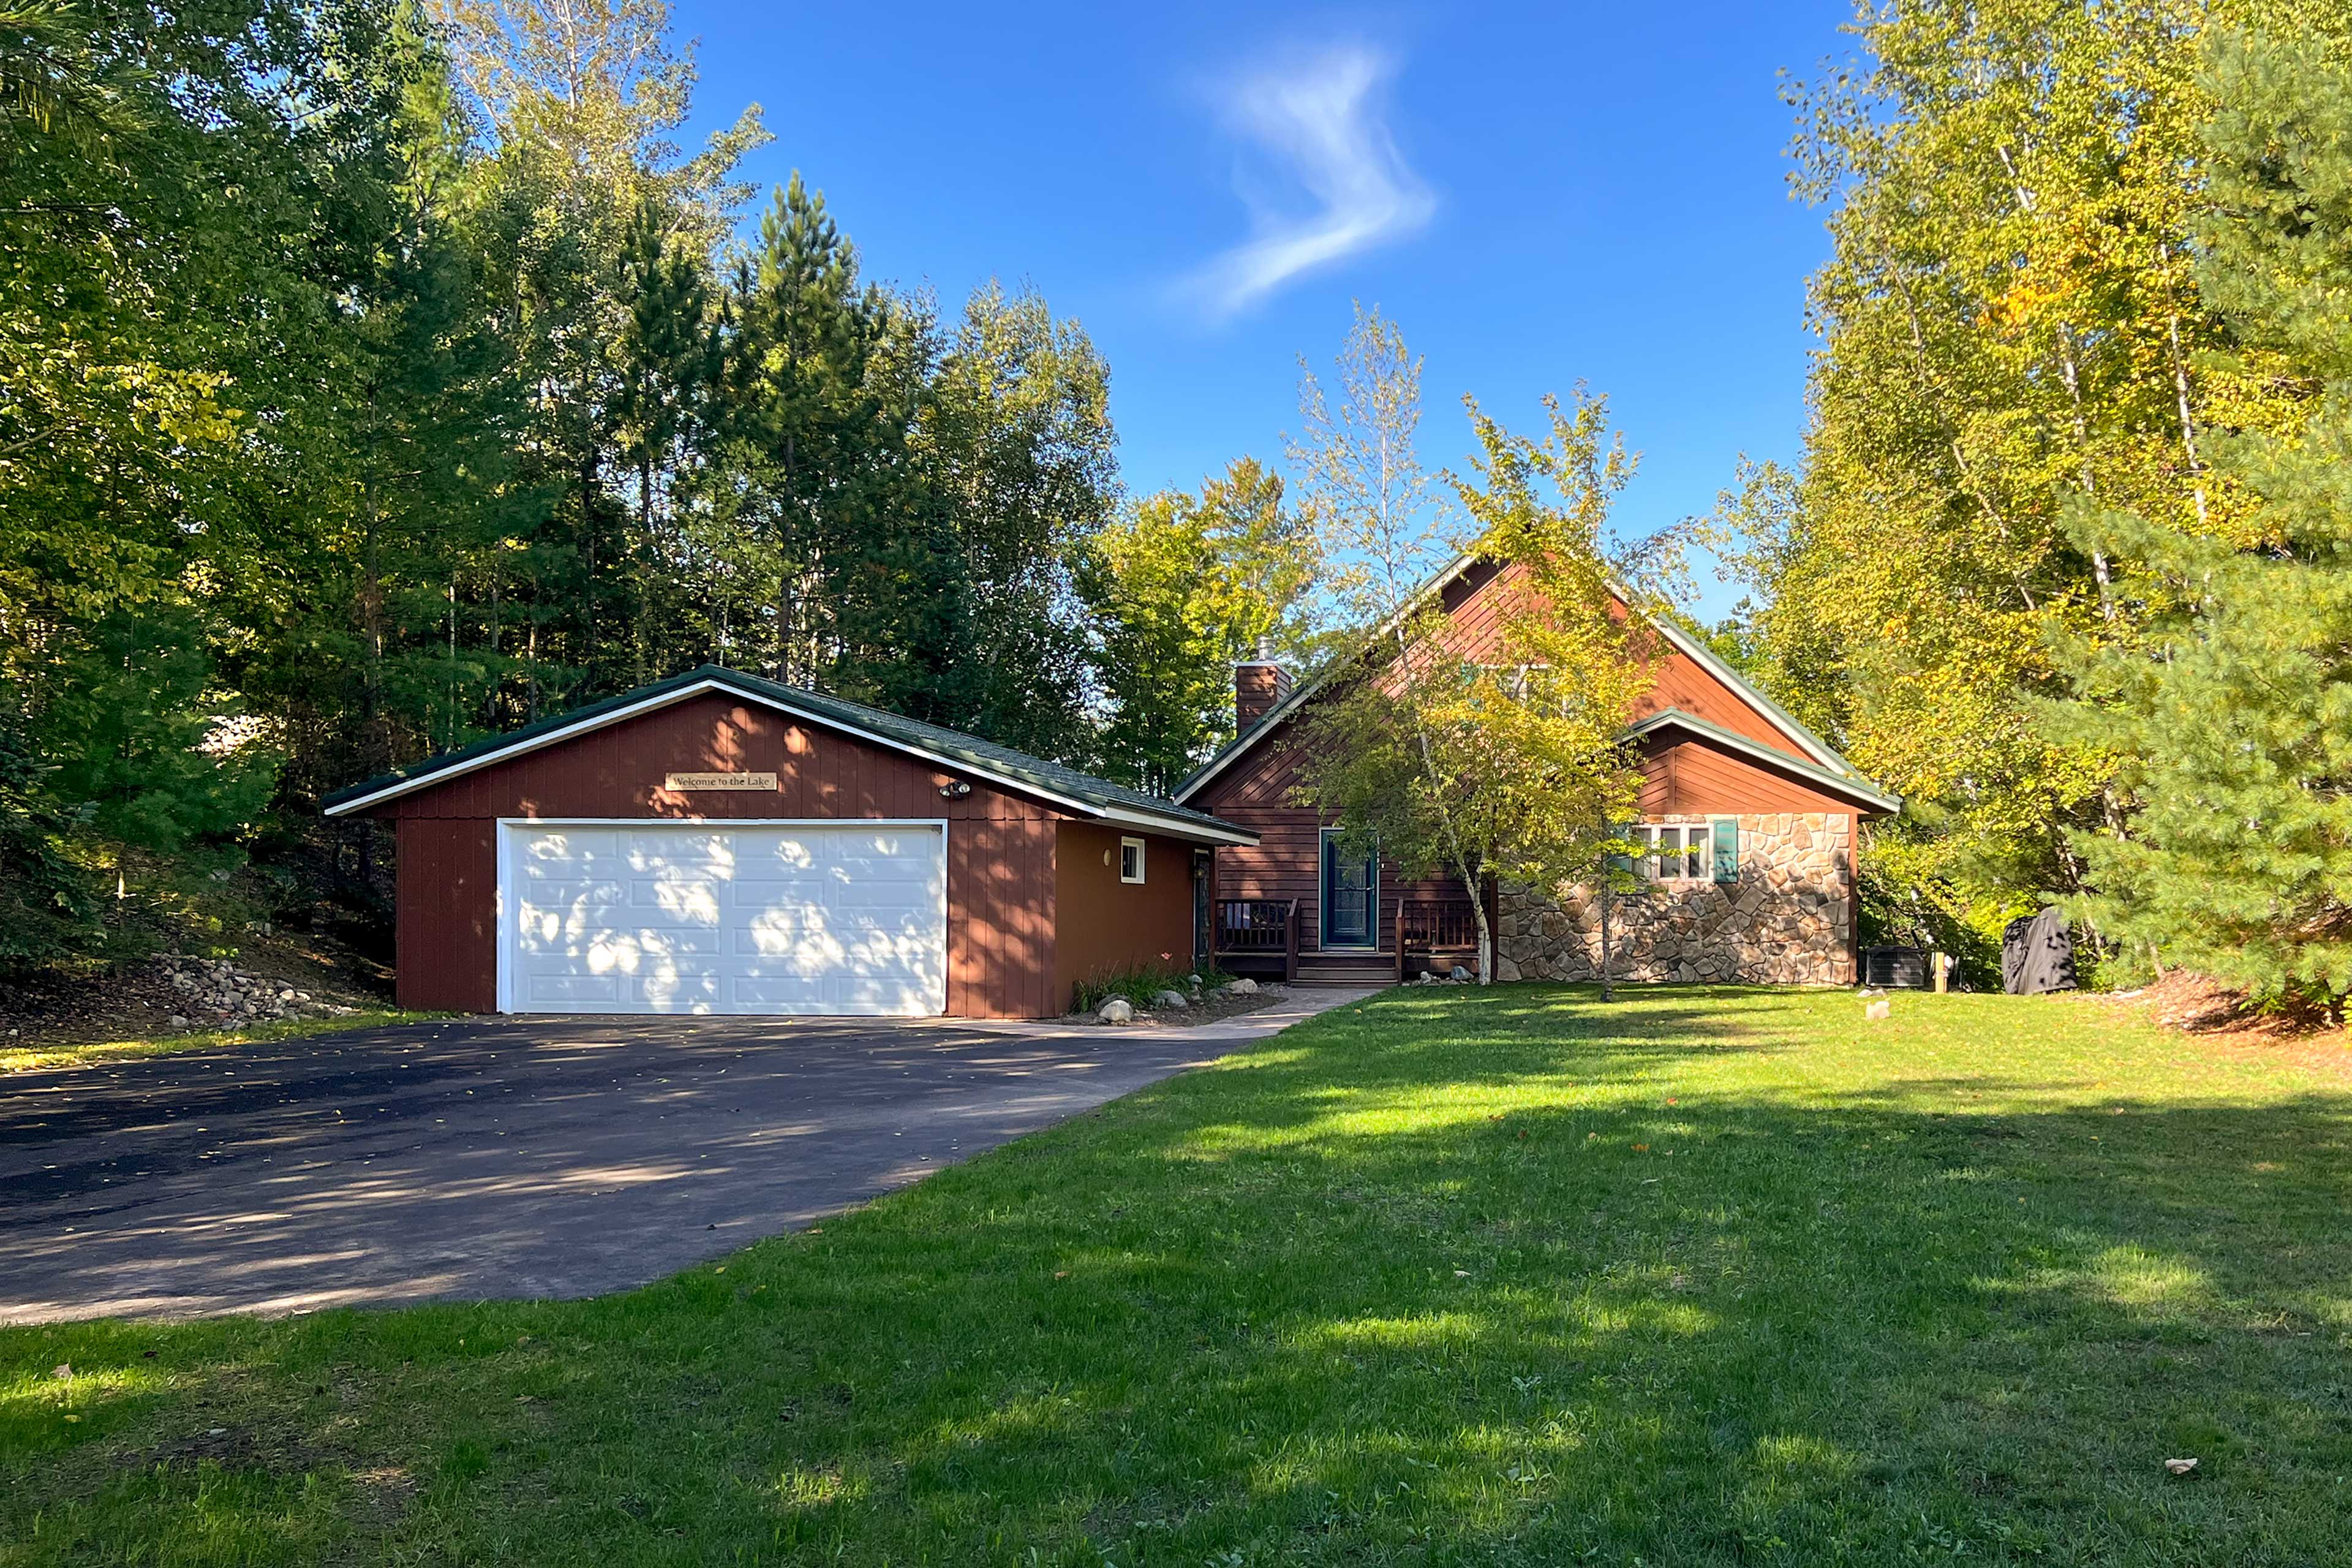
1711,818,1738,883
1607,824,1636,880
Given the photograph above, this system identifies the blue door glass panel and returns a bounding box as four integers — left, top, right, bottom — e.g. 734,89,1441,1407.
1322,831,1376,949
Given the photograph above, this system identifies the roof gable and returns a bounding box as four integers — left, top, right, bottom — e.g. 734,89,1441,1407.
322,666,1255,845
1174,552,1885,808
1628,709,1901,813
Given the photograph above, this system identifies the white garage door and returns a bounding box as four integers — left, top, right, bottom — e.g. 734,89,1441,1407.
500,821,947,1016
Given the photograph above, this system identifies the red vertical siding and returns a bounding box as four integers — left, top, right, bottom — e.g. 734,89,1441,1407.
371,693,1071,1017
394,818,498,1011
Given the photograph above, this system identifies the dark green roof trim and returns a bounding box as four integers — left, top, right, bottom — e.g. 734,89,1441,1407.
322,665,1256,844
320,666,712,812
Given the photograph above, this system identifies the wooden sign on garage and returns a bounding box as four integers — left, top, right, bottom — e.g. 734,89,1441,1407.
663,771,778,791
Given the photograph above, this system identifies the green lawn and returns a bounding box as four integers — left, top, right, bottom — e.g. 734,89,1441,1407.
0,1011,435,1074
6,987,2350,1566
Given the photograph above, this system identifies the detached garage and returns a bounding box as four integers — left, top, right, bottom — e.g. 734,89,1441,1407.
322,666,1257,1019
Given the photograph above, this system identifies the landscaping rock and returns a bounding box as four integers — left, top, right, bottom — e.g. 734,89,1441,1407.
1153,989,1190,1010
1449,965,1472,981
1228,976,1258,994
1097,998,1134,1024
153,954,333,1028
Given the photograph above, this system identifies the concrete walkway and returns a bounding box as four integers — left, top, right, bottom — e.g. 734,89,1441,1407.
0,987,1375,1324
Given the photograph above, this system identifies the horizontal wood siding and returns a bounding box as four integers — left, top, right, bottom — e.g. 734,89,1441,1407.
1642,731,1857,815
1196,741,1455,953
371,692,1065,1017
1199,556,1872,949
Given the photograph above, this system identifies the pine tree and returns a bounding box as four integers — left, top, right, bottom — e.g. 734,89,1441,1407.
712,172,911,687
1750,0,2351,961
2050,28,2352,1002
611,196,715,681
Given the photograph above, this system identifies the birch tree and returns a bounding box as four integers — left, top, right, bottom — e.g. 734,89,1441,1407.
1746,0,2350,961
1284,303,1654,984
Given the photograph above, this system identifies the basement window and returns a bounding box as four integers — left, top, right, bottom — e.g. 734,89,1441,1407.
1120,837,1146,884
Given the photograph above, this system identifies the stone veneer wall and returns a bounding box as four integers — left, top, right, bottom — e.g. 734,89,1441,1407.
1494,812,1854,986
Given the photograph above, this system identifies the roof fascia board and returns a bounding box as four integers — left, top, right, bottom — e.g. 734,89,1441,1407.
1631,611,1856,778
1174,549,1482,805
324,677,1115,822
323,682,724,816
1630,707,1902,812
1099,804,1259,846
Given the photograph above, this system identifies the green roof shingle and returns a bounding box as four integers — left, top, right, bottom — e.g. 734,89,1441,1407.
322,665,1253,840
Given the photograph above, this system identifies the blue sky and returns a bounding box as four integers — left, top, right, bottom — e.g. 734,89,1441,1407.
673,1,1859,620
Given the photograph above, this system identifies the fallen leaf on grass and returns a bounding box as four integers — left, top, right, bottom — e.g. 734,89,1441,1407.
2165,1458,2199,1476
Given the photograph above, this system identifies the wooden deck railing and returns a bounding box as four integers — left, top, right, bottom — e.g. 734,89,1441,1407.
1213,898,1300,983
1395,898,1480,983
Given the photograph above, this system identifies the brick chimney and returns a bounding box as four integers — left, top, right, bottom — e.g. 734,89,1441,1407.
1235,634,1292,731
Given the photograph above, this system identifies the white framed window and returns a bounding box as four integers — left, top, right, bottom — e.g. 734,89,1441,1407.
1630,824,1707,882
1120,836,1146,884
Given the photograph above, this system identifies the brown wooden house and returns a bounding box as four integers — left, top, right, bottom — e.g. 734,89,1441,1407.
1175,554,1901,987
323,667,1254,1019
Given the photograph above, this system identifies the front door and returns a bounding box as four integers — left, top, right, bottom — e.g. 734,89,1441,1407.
1319,828,1378,950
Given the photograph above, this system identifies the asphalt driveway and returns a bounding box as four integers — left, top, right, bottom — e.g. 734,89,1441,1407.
0,992,1366,1323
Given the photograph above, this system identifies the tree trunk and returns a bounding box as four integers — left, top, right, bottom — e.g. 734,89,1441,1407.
638,454,655,684
2056,322,2117,622
2157,246,2211,531
1452,855,1493,985
1597,870,1615,1003
447,576,458,751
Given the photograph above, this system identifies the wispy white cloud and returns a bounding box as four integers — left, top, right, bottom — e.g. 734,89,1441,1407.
1186,44,1434,320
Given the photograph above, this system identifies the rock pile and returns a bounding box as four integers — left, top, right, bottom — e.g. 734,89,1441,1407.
159,956,344,1030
